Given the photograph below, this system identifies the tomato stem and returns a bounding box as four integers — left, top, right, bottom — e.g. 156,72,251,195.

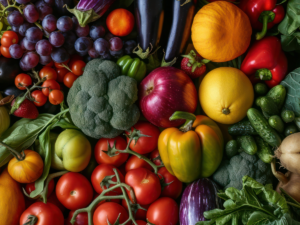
0,141,25,161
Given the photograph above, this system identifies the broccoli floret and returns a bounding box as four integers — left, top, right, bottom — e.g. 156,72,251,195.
212,152,273,190
67,59,140,139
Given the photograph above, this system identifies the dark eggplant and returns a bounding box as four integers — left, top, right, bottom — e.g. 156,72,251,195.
163,0,195,64
180,178,222,224
2,86,25,97
54,0,74,17
0,57,21,90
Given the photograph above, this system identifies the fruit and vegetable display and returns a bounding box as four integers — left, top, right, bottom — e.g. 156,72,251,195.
1,0,300,225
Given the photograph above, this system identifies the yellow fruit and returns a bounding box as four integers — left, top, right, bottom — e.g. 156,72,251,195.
199,67,254,124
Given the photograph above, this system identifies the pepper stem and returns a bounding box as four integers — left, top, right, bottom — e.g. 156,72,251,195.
0,141,25,161
255,68,272,80
271,159,289,185
169,111,196,132
256,11,276,40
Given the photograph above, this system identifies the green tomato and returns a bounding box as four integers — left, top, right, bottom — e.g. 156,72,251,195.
55,129,91,172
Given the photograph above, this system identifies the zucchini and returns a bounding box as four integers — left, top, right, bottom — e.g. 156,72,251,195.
268,115,284,133
259,96,279,116
247,108,281,147
266,85,286,109
254,83,268,95
281,110,295,123
228,120,257,136
255,136,273,164
225,140,239,158
236,135,257,155
284,124,298,137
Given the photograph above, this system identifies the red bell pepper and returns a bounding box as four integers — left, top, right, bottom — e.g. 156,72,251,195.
240,36,288,88
239,0,285,40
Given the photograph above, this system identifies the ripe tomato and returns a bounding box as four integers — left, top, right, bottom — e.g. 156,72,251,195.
54,59,70,69
158,167,182,199
91,164,125,195
0,45,11,58
25,179,55,198
31,90,48,107
69,54,83,68
93,202,129,225
106,9,134,37
56,172,93,210
71,60,86,76
56,68,69,83
66,211,88,225
126,122,160,154
125,155,153,172
15,73,32,90
64,72,78,88
150,149,163,166
147,197,179,225
39,66,58,80
42,79,60,96
49,90,64,105
135,221,147,225
1,31,19,47
20,202,64,225
125,168,161,205
122,199,149,220
94,136,129,167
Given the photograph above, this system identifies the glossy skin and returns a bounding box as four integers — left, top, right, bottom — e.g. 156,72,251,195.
93,202,129,225
135,221,147,225
0,46,11,58
63,72,77,88
107,9,134,36
71,60,86,76
158,167,182,199
49,90,64,105
42,79,60,96
25,179,55,197
39,66,58,80
31,90,48,107
122,199,149,220
56,172,93,210
14,73,32,90
125,155,154,172
20,202,64,225
56,67,69,83
1,31,18,47
240,36,288,88
66,211,88,225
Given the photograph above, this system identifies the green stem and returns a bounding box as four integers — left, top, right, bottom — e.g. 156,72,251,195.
169,111,196,132
255,68,272,81
256,14,269,40
287,201,300,209
0,141,25,161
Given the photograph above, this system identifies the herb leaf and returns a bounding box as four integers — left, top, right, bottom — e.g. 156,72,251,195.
278,0,300,36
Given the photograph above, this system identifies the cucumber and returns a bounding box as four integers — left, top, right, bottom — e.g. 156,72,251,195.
225,140,239,158
294,117,300,130
284,124,298,137
263,110,271,120
259,96,279,116
228,120,257,136
281,110,295,123
255,96,263,107
236,135,257,155
266,85,286,109
254,83,268,95
268,115,284,133
255,136,273,164
247,108,281,147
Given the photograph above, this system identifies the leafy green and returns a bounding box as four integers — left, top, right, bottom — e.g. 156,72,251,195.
281,32,300,52
278,0,300,36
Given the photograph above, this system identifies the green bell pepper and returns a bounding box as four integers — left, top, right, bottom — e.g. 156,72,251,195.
117,55,147,82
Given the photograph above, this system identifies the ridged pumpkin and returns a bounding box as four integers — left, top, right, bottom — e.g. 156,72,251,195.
191,1,252,62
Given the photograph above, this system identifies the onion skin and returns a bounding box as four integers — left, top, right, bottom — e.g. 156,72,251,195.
139,67,197,128
276,172,300,203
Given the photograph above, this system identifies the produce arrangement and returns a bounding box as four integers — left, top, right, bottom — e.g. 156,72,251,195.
1,0,300,225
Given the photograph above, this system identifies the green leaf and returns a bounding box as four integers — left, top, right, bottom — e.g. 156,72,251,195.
281,32,300,52
247,211,274,225
278,0,300,36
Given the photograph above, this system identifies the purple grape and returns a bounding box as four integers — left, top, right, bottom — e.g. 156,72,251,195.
88,47,100,58
23,4,39,23
11,26,19,33
75,24,89,37
44,0,54,6
9,44,24,59
23,37,36,51
49,31,65,47
90,24,105,40
42,14,57,33
51,47,69,63
20,51,40,71
36,1,53,20
39,55,53,65
62,31,76,50
109,49,124,59
101,53,112,60
20,39,26,50
19,23,34,36
25,27,43,43
104,32,114,41
72,16,78,29
94,38,109,55
57,16,73,32
0,0,8,7
124,40,137,55
16,0,31,3
7,11,24,27
109,37,123,51
35,0,44,8
36,39,53,56
74,37,93,54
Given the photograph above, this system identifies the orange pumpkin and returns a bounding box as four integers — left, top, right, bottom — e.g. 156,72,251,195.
191,1,252,62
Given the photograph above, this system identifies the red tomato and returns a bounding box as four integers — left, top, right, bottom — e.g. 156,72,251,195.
126,122,160,154
47,191,66,213
122,199,149,220
134,221,147,225
49,90,64,105
56,68,69,83
147,197,179,225
56,172,93,210
106,9,134,37
31,90,48,107
71,60,86,76
0,46,11,58
15,73,32,90
20,202,64,225
158,167,182,199
94,136,129,167
66,211,88,225
125,155,153,172
69,55,83,68
39,66,58,80
42,79,60,96
150,149,163,166
45,61,54,67
63,72,78,88
25,179,55,198
1,31,19,47
93,202,129,225
91,164,125,195
125,168,161,205
54,59,70,69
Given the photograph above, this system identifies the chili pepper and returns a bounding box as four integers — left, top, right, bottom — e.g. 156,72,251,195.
239,0,285,40
240,36,288,88
117,55,147,82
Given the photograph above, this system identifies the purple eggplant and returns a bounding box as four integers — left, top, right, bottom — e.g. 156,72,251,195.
180,178,222,225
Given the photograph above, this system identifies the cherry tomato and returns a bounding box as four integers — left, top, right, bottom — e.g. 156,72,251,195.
31,90,48,107
66,211,88,225
147,197,179,225
56,68,69,83
45,60,54,67
134,221,147,225
158,167,182,199
15,73,32,90
91,164,125,195
125,168,161,205
93,202,129,225
1,31,19,47
122,199,149,220
126,122,160,154
54,59,70,69
64,72,78,88
47,191,66,213
20,202,64,225
25,179,55,198
94,136,129,167
0,46,11,58
39,66,58,80
49,90,64,105
150,149,163,166
69,54,83,68
42,79,60,96
71,60,86,76
56,172,93,210
125,155,153,172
